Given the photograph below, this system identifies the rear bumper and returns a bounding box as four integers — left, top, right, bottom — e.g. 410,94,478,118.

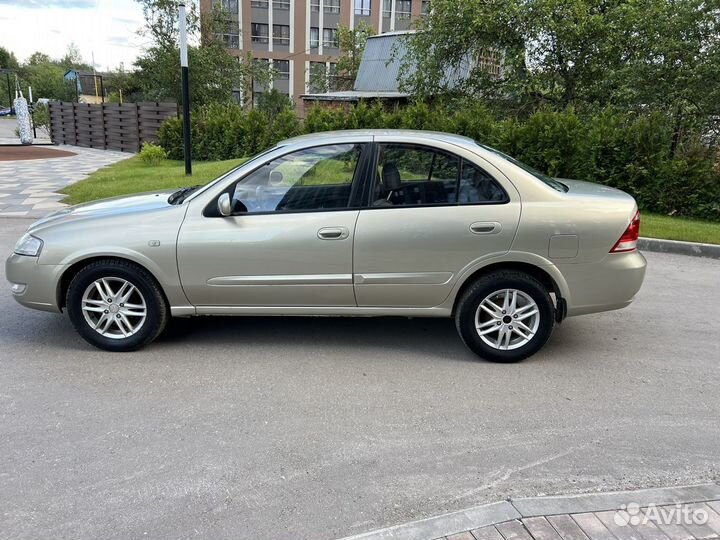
559,250,647,317
6,253,65,313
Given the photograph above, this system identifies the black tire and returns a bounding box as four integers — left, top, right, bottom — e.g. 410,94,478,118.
66,259,169,352
455,270,555,363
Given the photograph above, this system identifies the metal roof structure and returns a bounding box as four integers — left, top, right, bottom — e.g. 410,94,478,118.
302,30,473,101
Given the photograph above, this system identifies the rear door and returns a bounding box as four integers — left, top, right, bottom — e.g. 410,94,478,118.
353,139,521,308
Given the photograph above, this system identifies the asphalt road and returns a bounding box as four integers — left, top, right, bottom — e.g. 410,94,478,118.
1,216,718,539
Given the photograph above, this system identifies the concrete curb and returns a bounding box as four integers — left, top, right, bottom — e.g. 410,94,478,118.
639,237,720,259
340,501,520,540
512,483,720,518
338,483,720,540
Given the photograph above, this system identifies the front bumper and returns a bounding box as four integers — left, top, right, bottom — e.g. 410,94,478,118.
6,253,65,313
559,250,647,317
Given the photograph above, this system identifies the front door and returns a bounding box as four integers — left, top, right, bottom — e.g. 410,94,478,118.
353,141,521,307
177,143,368,307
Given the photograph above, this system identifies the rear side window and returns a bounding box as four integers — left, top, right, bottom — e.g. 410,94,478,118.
372,144,507,207
459,160,508,203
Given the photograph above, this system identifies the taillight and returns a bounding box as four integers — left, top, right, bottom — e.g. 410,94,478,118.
611,210,640,253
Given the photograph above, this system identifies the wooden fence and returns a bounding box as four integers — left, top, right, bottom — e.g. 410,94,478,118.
48,102,177,153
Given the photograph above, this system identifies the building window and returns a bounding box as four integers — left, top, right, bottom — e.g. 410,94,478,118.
328,62,338,91
274,0,290,9
219,32,240,48
323,28,338,48
382,0,391,17
217,18,240,48
355,0,371,15
250,0,268,7
310,27,320,48
216,0,239,12
311,0,320,12
324,0,340,13
274,59,290,79
396,0,411,19
251,23,269,43
309,61,326,92
421,0,429,14
273,24,290,46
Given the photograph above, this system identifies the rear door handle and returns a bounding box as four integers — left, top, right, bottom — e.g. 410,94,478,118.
317,227,349,240
470,221,502,235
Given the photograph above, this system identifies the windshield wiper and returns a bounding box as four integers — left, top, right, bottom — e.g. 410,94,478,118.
168,185,201,205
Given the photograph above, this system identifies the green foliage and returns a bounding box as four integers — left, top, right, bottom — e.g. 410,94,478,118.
308,22,376,92
31,103,50,131
139,142,168,164
158,102,301,162
403,0,720,123
256,89,294,118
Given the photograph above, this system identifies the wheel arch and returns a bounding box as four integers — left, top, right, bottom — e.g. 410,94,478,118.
57,255,170,311
450,260,568,318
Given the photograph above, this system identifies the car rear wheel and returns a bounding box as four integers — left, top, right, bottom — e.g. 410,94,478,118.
455,270,555,362
66,259,168,352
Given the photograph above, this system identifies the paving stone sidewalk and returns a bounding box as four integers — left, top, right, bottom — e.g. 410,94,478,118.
343,484,720,540
0,145,130,218
443,500,720,540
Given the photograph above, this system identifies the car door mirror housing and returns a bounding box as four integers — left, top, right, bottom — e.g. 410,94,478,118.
217,193,232,217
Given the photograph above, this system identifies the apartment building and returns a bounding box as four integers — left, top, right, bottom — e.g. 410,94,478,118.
200,0,426,109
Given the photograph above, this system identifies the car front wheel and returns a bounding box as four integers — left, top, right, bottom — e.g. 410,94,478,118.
66,259,168,352
455,270,555,362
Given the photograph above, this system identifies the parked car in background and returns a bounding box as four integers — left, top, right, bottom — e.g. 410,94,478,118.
6,130,646,361
0,106,13,116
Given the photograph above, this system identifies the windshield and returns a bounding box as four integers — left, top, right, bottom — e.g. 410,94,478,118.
176,145,287,204
476,142,568,192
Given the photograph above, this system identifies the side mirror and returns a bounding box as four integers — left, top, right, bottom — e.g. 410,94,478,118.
217,192,232,217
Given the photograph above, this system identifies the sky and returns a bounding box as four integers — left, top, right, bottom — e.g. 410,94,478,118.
0,0,152,71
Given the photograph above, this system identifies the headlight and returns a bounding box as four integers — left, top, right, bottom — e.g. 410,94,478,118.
14,233,44,257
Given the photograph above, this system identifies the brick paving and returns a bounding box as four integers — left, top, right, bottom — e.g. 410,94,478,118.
0,144,130,218
436,501,720,540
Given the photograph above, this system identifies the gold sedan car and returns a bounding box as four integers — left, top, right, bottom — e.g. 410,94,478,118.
6,130,646,361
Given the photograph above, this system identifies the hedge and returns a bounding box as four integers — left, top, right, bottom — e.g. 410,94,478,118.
158,101,720,221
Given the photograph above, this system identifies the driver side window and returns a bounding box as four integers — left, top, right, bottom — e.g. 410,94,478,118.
232,144,363,214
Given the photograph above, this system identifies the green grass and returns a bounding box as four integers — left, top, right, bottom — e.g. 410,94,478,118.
641,212,720,245
61,156,720,245
60,156,247,205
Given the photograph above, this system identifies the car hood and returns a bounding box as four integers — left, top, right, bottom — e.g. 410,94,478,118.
28,190,176,233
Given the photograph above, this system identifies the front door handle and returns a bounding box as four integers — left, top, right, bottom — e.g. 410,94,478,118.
470,221,502,235
317,227,349,240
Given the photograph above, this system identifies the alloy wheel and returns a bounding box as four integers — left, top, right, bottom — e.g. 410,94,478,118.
474,288,540,350
80,277,147,339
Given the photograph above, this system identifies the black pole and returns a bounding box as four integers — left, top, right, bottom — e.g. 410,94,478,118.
181,66,192,176
6,73,12,113
179,2,192,176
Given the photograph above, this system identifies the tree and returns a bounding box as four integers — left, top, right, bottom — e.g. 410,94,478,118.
0,46,19,70
335,21,376,90
308,22,376,93
0,46,20,108
136,0,200,49
402,0,720,120
256,88,293,118
132,0,247,107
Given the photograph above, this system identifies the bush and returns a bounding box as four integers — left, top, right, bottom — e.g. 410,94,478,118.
138,142,168,164
156,100,720,221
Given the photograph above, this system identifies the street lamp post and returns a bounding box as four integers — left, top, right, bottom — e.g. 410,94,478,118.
179,2,192,176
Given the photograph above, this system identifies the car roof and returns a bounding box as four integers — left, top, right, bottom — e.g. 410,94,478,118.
278,129,477,148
